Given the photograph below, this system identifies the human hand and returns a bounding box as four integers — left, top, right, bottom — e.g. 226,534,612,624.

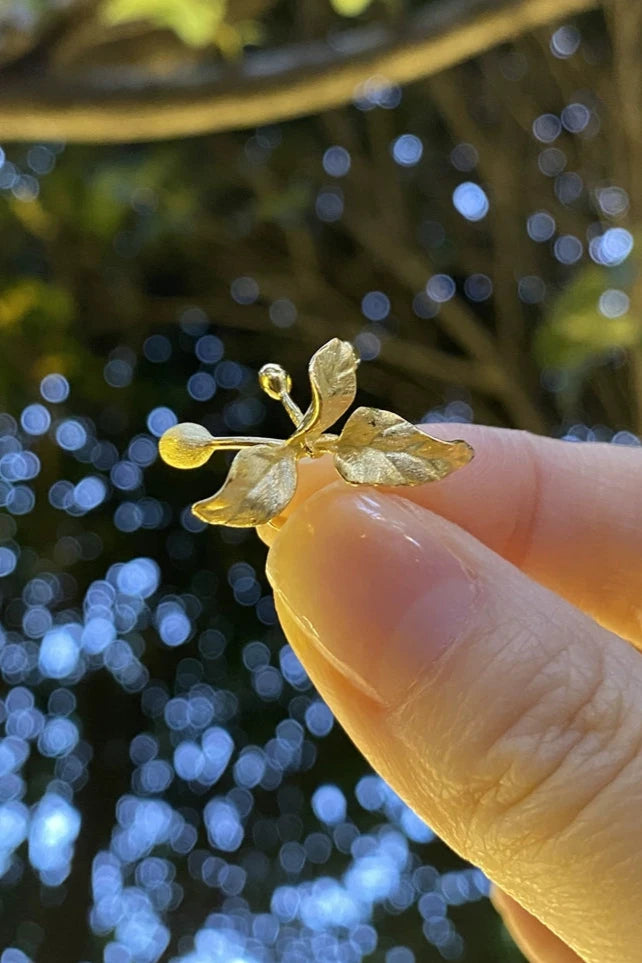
259,425,642,963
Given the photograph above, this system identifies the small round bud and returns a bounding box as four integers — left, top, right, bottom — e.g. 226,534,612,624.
159,423,216,468
259,363,292,400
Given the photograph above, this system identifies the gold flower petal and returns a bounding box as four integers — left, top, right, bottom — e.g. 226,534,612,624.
191,443,298,527
158,422,218,469
291,338,358,442
334,407,474,486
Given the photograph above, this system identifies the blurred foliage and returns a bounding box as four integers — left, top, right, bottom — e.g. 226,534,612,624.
0,2,641,963
536,263,640,370
330,0,376,16
102,0,229,48
0,0,409,74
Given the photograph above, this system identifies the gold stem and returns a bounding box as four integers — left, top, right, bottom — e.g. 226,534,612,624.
209,436,283,450
279,392,305,427
159,427,285,470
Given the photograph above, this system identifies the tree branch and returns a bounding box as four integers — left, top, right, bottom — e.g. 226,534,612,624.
341,200,547,431
145,293,493,391
0,0,597,143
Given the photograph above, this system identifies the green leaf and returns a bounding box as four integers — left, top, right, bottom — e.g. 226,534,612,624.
102,0,227,46
329,0,374,16
535,265,641,370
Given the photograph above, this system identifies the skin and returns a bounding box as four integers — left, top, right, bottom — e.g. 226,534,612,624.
257,424,642,963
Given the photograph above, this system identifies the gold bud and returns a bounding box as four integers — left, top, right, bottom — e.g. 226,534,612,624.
158,423,217,469
258,363,292,400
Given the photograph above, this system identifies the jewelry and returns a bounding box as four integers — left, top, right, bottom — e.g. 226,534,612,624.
159,338,474,528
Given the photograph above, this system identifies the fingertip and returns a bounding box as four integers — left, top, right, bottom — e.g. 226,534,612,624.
257,452,339,547
274,594,382,716
488,883,504,911
256,518,284,548
266,484,481,706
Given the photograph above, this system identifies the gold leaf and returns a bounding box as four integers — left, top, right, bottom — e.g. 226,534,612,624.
335,407,474,486
159,422,218,469
191,444,297,527
292,338,358,441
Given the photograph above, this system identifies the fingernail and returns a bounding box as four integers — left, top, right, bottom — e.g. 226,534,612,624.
266,486,479,705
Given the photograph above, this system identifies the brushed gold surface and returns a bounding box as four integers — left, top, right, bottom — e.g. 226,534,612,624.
159,339,474,527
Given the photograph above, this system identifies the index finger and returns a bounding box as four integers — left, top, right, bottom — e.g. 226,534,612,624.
259,425,642,646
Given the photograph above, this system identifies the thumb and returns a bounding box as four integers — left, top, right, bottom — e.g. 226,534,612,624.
266,485,642,963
